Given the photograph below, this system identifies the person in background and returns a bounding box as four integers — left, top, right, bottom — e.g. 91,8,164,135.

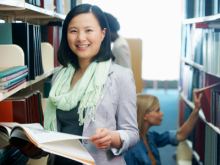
123,90,202,165
10,4,139,165
104,12,132,69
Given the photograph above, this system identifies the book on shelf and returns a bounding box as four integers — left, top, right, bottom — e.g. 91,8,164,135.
0,123,95,165
183,0,220,18
0,78,26,90
0,66,27,79
0,79,26,93
0,68,28,82
1,148,29,165
195,82,220,123
0,89,44,125
0,72,28,87
41,25,61,68
0,146,21,165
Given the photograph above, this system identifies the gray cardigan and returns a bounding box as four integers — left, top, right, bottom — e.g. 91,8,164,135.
45,62,139,165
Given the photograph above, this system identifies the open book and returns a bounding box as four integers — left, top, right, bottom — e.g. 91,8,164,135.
0,123,95,165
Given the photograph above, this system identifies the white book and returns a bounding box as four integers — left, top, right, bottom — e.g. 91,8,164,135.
0,123,95,165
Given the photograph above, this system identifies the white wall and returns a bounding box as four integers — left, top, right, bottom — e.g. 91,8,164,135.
82,0,181,80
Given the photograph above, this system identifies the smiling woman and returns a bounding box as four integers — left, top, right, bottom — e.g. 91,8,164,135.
67,13,106,63
10,4,139,165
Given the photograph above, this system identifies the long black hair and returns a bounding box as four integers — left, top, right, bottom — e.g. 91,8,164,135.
57,4,115,69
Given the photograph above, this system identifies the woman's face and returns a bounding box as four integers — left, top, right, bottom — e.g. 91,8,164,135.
144,105,164,126
67,13,106,61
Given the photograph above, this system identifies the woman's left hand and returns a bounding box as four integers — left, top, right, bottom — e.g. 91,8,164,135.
193,89,203,111
88,128,112,149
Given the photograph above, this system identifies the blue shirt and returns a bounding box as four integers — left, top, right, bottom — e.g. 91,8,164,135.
123,130,179,165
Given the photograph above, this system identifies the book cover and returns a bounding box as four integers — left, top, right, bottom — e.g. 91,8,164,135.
0,78,26,90
0,23,12,45
0,72,28,87
0,101,13,122
0,66,27,79
0,69,28,82
12,23,30,81
0,79,26,93
29,24,37,80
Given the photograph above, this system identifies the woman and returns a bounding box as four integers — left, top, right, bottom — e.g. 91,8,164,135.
104,12,131,69
10,4,139,165
123,90,202,165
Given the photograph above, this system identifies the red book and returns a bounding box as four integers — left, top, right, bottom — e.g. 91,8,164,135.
194,119,205,164
0,69,28,82
0,79,26,93
0,101,13,122
196,83,220,122
12,99,27,124
40,0,44,8
33,93,40,123
48,26,60,67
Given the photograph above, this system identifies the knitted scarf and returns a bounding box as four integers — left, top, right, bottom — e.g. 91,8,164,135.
44,59,111,131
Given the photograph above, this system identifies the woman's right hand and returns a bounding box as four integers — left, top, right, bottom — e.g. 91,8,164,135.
10,142,43,157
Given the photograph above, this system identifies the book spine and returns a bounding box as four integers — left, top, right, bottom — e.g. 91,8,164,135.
4,77,26,89
6,72,28,86
0,79,26,93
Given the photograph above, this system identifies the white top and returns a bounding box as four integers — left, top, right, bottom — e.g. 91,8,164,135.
112,37,132,69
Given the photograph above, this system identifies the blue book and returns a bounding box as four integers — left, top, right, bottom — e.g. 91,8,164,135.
0,66,27,79
0,72,28,87
0,77,26,90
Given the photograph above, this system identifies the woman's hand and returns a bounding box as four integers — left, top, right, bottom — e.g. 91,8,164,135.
193,89,203,111
88,128,112,149
10,142,42,157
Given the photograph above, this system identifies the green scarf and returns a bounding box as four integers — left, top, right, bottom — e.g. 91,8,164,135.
44,59,111,131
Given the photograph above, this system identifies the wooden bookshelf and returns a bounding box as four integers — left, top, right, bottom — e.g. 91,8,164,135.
182,13,220,24
0,66,62,102
0,0,66,20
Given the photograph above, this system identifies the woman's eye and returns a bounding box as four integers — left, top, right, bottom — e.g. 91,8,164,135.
86,29,92,32
71,30,77,33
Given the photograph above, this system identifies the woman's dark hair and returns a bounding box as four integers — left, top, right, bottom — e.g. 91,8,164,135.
57,4,115,68
104,12,120,33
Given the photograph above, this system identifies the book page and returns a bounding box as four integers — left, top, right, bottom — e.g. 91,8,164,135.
41,139,94,165
11,125,88,145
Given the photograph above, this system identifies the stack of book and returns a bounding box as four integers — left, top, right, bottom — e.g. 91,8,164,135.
0,66,28,93
0,89,44,126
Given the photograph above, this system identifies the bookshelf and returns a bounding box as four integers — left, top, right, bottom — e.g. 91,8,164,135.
0,1,81,164
0,0,65,20
178,1,220,165
182,14,220,24
180,57,220,79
